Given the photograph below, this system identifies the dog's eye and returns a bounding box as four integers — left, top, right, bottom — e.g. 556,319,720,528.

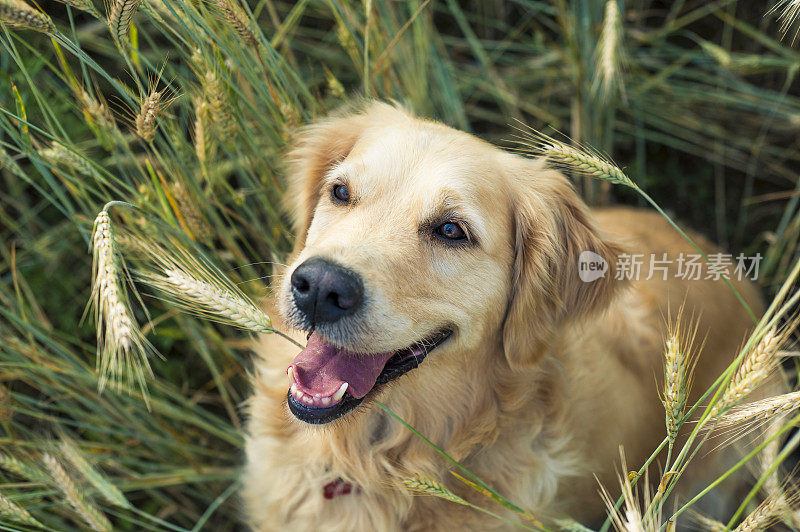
332,184,350,203
434,221,467,242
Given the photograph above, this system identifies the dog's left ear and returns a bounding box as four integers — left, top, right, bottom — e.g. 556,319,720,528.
502,156,627,370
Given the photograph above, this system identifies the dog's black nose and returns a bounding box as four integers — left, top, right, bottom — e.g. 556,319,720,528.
291,258,364,324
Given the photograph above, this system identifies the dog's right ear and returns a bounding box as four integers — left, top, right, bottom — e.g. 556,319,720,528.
284,111,370,255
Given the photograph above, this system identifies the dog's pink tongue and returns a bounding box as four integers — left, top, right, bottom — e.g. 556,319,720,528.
290,333,395,399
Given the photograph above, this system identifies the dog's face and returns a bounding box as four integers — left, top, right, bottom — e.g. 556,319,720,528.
278,104,621,424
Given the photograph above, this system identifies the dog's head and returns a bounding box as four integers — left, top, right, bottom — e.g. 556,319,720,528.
277,103,623,424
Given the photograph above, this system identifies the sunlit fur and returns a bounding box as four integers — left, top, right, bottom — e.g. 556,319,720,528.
243,103,763,530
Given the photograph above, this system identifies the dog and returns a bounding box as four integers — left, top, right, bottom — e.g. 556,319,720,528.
243,102,763,530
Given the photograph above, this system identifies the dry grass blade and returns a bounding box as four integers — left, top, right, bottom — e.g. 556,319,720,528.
43,453,113,532
0,0,55,34
136,239,273,334
0,491,44,528
106,0,141,43
91,207,154,397
212,0,258,47
403,476,468,505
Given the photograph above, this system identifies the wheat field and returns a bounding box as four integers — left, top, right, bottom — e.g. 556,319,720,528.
0,0,800,530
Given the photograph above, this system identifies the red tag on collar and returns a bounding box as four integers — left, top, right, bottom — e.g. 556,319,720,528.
323,478,357,499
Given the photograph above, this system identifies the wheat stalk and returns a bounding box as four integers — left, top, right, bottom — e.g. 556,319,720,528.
0,0,55,34
0,491,43,528
106,0,141,43
0,452,47,483
152,268,272,332
733,495,785,532
43,453,112,532
77,89,124,150
193,97,214,166
709,329,781,419
0,144,22,175
40,142,97,178
512,129,633,188
135,90,161,142
715,391,800,428
171,181,212,242
136,240,273,334
59,440,130,509
203,70,235,137
593,0,624,100
663,336,687,445
91,206,153,396
54,0,100,18
403,476,468,505
212,0,258,47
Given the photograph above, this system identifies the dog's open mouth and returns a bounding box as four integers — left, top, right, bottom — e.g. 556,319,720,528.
286,329,452,424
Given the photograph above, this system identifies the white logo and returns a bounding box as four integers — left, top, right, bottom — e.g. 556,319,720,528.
578,250,608,283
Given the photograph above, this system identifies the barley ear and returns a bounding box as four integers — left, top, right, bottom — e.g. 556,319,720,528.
134,237,274,335
709,328,783,419
593,0,625,100
54,0,101,18
403,476,468,505
43,453,113,532
135,90,161,142
212,0,259,47
511,127,634,188
0,491,44,528
59,439,130,509
106,0,141,43
0,0,55,34
733,493,792,532
91,205,153,398
663,335,687,445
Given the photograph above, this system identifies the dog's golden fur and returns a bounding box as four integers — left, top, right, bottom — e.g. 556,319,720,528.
243,103,763,530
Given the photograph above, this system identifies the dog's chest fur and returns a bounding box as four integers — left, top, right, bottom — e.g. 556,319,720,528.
242,340,589,531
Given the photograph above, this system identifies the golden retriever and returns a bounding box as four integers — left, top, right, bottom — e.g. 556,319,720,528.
243,102,763,530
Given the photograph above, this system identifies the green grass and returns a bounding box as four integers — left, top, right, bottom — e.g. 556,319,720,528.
0,0,799,530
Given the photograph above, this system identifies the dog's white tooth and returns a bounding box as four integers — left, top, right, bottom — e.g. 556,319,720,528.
321,397,330,405
302,396,314,405
332,383,348,403
290,383,297,394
